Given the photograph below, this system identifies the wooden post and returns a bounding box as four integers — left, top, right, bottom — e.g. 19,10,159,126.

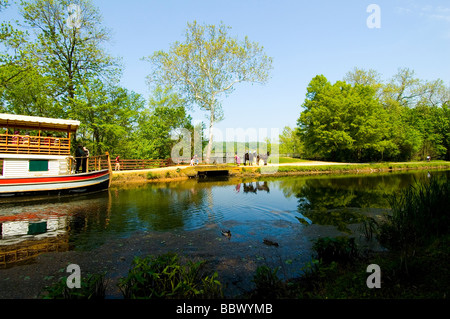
5,129,8,150
68,130,71,151
38,129,41,153
105,152,112,187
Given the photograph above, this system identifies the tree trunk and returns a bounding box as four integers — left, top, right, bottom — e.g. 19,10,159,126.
205,108,215,164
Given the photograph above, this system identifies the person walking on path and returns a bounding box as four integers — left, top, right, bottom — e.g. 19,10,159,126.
115,155,121,171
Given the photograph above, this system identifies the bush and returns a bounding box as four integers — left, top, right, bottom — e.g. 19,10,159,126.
146,172,159,180
118,252,223,299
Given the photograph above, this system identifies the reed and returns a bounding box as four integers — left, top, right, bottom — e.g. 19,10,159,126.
250,265,288,299
378,176,450,252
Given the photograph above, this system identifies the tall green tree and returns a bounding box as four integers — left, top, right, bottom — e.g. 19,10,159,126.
132,87,193,159
1,0,42,113
1,66,58,116
344,67,383,99
144,21,273,162
279,126,303,157
407,104,450,160
71,79,144,156
379,68,450,160
1,0,149,159
298,75,392,162
19,0,119,108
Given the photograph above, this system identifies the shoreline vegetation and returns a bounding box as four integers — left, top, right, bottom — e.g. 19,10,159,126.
110,158,450,186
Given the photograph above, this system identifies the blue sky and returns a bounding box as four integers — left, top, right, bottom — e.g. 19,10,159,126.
2,0,450,142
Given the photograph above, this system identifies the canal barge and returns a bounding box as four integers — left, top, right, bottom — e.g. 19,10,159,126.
0,113,112,197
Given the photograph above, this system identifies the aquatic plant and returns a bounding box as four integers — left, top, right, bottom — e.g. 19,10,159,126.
118,252,223,299
378,176,450,252
250,265,288,299
43,272,107,299
360,216,379,241
378,176,450,273
312,236,359,265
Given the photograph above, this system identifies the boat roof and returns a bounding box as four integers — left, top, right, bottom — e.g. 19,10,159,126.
0,113,80,132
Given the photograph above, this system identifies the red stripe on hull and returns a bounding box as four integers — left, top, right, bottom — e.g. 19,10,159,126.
0,170,109,185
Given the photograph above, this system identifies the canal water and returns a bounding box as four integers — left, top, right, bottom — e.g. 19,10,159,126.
0,169,448,297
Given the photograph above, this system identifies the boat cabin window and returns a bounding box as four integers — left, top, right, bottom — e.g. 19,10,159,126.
29,160,49,172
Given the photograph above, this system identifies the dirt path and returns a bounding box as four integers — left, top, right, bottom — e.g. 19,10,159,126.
111,161,355,179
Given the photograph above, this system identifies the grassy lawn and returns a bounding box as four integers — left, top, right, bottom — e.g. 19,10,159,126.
276,157,310,163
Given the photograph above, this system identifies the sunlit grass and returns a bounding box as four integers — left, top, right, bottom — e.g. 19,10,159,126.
276,157,310,163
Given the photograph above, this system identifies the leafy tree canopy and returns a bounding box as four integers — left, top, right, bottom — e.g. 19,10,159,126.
144,21,273,162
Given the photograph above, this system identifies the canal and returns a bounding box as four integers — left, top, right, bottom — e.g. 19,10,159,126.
0,169,448,298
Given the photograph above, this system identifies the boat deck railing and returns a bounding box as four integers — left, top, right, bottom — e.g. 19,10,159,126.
69,153,111,173
0,133,70,156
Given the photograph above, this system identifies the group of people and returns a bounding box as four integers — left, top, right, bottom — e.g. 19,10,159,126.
10,131,30,145
190,154,200,166
8,130,59,146
235,151,269,166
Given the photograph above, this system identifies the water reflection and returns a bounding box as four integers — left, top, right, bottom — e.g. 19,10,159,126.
0,169,448,267
0,192,111,268
241,181,270,194
284,170,449,233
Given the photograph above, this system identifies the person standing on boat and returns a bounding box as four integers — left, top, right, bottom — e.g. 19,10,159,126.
75,144,86,173
12,131,19,144
20,132,30,145
83,146,89,157
82,146,89,172
81,146,89,173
